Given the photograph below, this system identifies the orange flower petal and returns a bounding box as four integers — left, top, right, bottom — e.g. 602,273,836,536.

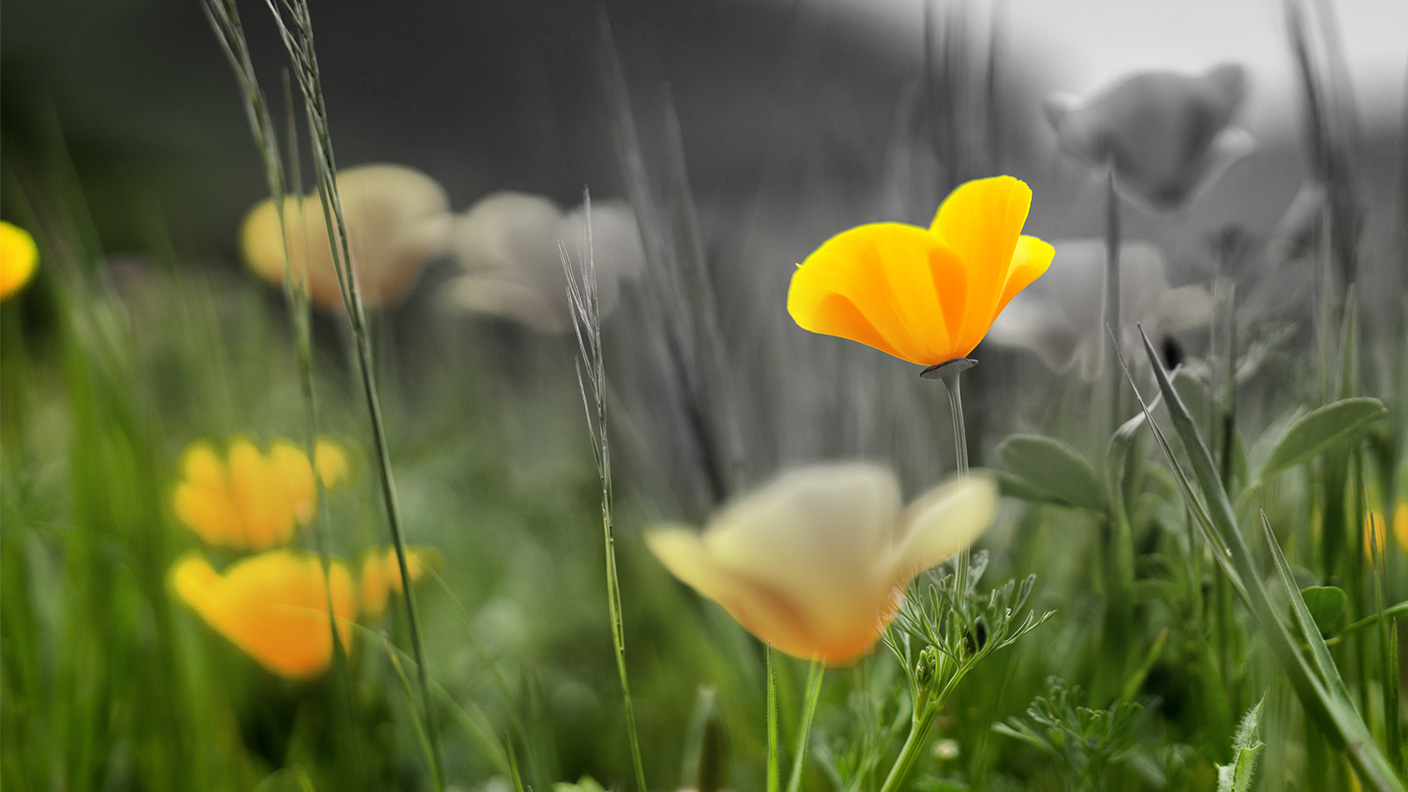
788,223,967,365
929,176,1032,352
359,547,432,617
995,235,1056,318
171,551,356,680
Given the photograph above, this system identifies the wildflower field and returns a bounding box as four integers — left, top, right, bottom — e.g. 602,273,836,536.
1,1,1406,790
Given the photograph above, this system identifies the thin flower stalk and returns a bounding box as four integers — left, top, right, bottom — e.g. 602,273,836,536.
564,192,648,792
198,0,358,768
257,0,443,786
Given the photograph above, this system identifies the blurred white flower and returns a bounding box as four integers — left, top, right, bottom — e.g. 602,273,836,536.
444,192,645,333
1045,64,1254,213
1266,181,1326,265
987,240,1212,379
647,464,997,665
240,164,452,309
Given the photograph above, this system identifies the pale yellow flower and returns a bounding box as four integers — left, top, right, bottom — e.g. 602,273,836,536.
647,464,997,664
240,164,452,309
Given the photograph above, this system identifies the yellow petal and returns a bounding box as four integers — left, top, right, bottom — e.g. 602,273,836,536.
788,223,968,365
890,474,999,581
171,551,356,679
314,438,350,490
359,547,432,617
995,235,1055,319
0,221,39,301
929,176,1033,353
173,443,243,546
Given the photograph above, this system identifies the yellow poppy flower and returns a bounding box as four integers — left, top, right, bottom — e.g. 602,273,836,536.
787,176,1053,370
173,437,350,551
170,551,356,679
647,464,998,664
240,164,452,310
358,546,433,618
0,221,39,301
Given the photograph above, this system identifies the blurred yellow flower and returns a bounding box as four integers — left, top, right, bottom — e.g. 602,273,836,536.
787,176,1053,370
173,437,349,551
647,464,998,664
1045,65,1253,212
240,164,452,310
359,546,432,618
170,550,356,679
0,221,39,301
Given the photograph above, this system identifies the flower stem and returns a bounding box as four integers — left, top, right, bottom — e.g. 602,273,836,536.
784,662,825,792
878,699,939,792
943,369,971,613
1104,163,1123,440
766,645,780,792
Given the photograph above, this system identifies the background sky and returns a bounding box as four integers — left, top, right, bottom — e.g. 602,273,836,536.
852,0,1407,132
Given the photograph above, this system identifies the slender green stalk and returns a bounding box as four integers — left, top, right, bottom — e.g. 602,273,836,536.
766,646,780,792
878,698,940,792
257,0,444,786
563,194,647,792
198,1,360,780
943,369,971,612
784,663,825,792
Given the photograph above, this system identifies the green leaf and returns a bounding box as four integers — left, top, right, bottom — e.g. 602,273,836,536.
1299,586,1347,635
998,434,1104,511
1215,697,1265,792
1259,398,1386,478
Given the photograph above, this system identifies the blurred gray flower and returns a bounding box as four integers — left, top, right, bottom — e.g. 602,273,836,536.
444,192,645,333
1045,64,1254,212
987,240,1212,379
1266,181,1326,265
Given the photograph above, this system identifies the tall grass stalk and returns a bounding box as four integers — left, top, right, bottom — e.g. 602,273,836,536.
564,193,648,792
249,0,445,785
784,662,825,792
766,646,781,792
199,0,362,779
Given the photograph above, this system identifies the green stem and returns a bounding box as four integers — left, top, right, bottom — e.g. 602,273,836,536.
784,662,825,792
944,370,971,614
767,646,780,792
259,0,445,784
878,700,939,792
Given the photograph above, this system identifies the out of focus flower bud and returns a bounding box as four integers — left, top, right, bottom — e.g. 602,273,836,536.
1045,65,1254,212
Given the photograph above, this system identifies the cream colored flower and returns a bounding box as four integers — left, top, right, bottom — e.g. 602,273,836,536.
647,464,997,664
240,164,452,309
1046,65,1254,212
987,239,1212,379
444,192,644,333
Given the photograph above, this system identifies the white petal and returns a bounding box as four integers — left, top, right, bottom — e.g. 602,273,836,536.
889,474,998,581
